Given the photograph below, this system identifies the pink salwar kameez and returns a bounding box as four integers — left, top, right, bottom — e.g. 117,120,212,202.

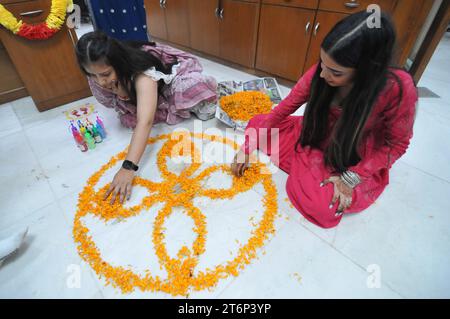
242,64,418,228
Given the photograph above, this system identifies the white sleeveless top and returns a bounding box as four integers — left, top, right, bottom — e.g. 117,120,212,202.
142,63,180,84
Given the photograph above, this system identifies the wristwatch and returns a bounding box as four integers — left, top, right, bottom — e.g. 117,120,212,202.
122,160,139,172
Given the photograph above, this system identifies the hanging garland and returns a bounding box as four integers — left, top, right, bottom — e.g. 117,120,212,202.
0,0,73,40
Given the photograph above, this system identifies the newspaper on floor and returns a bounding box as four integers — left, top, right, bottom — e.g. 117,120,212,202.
215,77,283,131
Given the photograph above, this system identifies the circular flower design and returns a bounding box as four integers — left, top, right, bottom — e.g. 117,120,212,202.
73,132,278,296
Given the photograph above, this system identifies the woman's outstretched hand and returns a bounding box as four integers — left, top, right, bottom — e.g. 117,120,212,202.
104,168,135,205
231,149,250,177
321,176,353,215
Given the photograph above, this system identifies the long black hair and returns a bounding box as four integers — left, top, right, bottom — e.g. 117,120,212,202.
297,11,404,173
75,31,175,105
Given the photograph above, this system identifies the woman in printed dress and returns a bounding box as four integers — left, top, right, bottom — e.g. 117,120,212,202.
76,31,217,204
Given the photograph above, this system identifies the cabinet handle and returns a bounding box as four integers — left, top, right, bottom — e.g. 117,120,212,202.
314,22,320,36
344,1,360,8
215,7,220,18
305,22,311,35
219,8,224,20
159,0,163,8
20,9,43,17
162,0,167,9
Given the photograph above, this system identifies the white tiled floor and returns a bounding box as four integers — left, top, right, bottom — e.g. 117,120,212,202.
0,33,449,299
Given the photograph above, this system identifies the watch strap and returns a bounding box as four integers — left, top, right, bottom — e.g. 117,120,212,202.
122,160,139,171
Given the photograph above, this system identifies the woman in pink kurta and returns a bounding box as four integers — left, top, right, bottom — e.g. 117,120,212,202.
231,11,418,228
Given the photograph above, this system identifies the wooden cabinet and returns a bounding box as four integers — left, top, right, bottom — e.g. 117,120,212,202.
391,0,435,66
164,0,190,46
145,0,436,83
188,0,220,56
189,0,259,68
303,10,347,73
256,4,316,80
258,0,399,80
0,0,90,111
145,0,190,47
145,0,167,39
0,40,28,104
219,0,259,68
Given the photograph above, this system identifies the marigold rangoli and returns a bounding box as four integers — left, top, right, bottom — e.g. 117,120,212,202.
73,132,278,296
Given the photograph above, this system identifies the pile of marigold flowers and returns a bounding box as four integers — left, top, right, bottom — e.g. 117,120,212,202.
220,91,273,121
73,132,278,296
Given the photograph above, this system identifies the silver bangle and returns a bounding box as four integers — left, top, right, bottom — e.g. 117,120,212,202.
340,170,361,188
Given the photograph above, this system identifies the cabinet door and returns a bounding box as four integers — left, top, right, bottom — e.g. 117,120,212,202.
256,4,316,81
188,0,220,56
0,0,90,111
303,11,347,72
165,0,190,47
219,0,259,68
144,0,167,40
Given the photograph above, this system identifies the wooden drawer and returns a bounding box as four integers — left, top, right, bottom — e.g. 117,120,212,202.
262,0,319,10
1,0,51,24
319,0,397,14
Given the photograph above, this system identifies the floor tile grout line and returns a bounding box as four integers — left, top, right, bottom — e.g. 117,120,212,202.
0,201,56,233
21,123,62,206
0,103,24,138
260,172,406,297
397,160,450,185
0,129,60,231
417,106,450,122
290,218,406,298
214,219,292,299
0,128,24,140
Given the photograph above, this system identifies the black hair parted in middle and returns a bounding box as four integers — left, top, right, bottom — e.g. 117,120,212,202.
297,10,406,174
